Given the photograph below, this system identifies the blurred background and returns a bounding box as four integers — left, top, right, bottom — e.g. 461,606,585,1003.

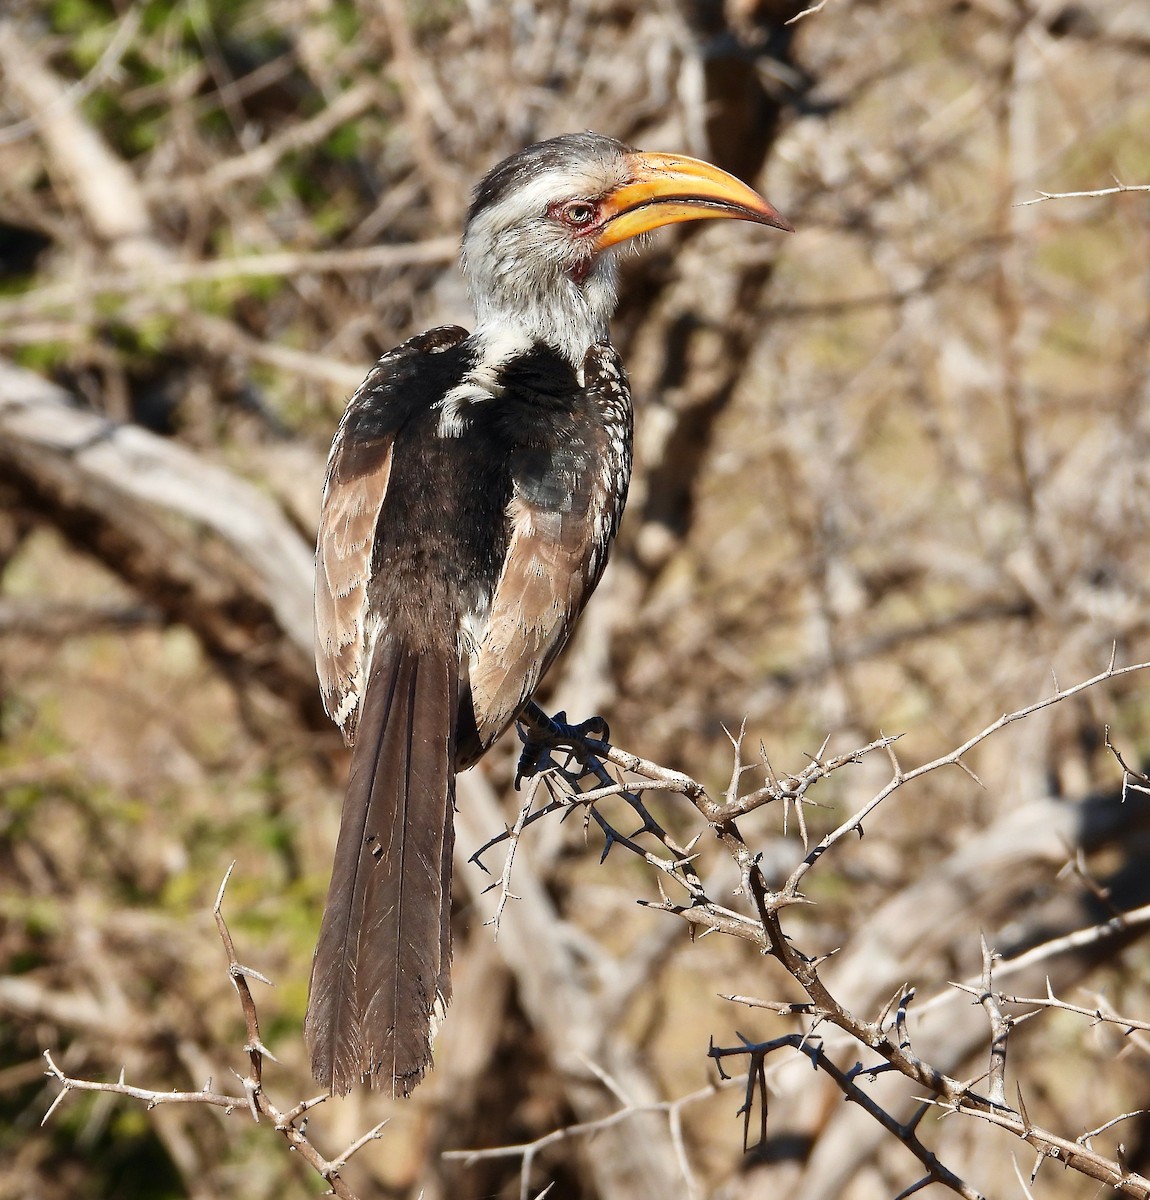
2,0,1150,1196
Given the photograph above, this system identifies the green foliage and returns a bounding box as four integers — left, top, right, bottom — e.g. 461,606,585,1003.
323,122,360,162
49,0,116,37
47,1099,184,1200
327,0,361,43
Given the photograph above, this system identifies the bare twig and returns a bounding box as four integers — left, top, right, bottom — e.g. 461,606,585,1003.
0,10,141,146
1011,1154,1038,1200
993,981,1150,1038
1104,726,1150,801
481,774,542,934
709,1033,986,1199
977,936,1009,1108
785,657,1150,895
444,1077,739,1200
1016,182,1150,206
786,0,835,24
41,867,390,1200
0,238,457,326
951,904,1150,1000
145,81,380,200
41,1052,246,1123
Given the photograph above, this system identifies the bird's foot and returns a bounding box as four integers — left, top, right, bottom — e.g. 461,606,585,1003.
549,709,611,748
515,704,611,790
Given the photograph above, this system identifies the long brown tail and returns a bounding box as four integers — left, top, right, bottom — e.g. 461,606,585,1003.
305,636,456,1097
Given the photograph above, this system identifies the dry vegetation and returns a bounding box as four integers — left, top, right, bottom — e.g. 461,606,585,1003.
2,0,1150,1197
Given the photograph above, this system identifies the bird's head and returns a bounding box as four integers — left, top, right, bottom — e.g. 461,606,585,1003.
461,132,792,366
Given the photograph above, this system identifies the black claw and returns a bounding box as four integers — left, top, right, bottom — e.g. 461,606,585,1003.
579,715,611,743
514,707,612,788
544,712,611,749
514,741,551,789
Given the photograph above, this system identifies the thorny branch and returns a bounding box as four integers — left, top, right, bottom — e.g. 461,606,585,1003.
709,1032,985,1199
504,657,1150,923
783,655,1150,896
957,978,1150,1039
1016,182,1150,206
976,937,1009,1108
505,656,1150,1197
444,1075,743,1200
33,665,1150,1199
1105,725,1150,804
47,654,1135,1196
931,903,1150,1012
41,865,385,1200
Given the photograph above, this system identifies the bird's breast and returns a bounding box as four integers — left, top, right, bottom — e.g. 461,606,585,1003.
367,341,616,653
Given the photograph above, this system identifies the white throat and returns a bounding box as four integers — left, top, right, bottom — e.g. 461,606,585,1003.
435,271,614,437
461,215,620,369
470,263,617,369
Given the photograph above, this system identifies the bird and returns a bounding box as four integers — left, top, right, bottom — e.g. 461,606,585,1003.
306,131,792,1097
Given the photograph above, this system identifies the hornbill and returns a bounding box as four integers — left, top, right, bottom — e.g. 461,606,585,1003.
307,131,791,1096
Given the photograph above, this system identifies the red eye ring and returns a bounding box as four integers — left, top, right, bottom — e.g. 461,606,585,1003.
557,200,598,229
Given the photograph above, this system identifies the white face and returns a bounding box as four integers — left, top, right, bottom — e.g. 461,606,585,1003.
464,160,622,280
461,151,631,364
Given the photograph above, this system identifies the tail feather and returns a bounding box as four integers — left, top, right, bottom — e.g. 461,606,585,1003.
305,636,456,1097
437,792,455,1010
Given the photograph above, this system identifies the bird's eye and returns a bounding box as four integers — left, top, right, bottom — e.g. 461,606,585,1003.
558,200,598,229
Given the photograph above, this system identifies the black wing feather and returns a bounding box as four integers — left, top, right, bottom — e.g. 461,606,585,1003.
459,342,633,762
307,325,467,1096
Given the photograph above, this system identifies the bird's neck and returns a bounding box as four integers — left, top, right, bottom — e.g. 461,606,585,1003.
469,260,618,370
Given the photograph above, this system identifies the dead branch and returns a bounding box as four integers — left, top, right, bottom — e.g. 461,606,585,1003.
443,1076,740,1200
976,937,1008,1108
0,238,457,327
454,767,692,1200
988,982,1150,1038
921,901,1150,1019
0,9,141,147
508,655,1150,1197
1016,182,1150,206
145,80,380,202
783,655,1150,897
41,866,386,1200
0,18,162,265
0,358,318,705
0,598,161,639
709,1033,985,1199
